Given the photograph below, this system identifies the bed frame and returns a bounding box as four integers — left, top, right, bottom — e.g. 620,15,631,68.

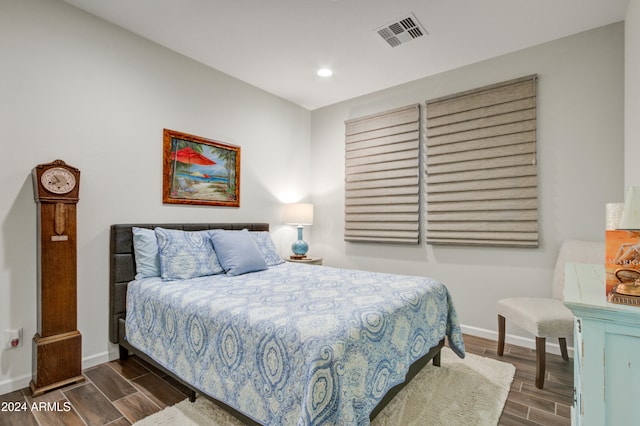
109,222,444,424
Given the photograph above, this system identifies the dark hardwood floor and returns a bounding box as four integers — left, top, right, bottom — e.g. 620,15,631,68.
0,334,572,425
465,334,572,426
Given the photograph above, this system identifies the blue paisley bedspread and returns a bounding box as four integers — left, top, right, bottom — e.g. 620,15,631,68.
125,263,465,425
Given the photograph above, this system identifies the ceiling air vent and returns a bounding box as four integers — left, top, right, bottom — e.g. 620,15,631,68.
375,13,427,48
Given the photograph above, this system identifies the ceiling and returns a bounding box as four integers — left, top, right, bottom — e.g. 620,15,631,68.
61,0,629,110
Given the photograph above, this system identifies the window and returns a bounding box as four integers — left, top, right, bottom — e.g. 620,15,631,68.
344,104,421,244
425,75,538,247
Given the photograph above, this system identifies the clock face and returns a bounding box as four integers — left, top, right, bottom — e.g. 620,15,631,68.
41,167,76,194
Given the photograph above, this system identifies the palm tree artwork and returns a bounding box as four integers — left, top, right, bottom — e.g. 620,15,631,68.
169,138,237,202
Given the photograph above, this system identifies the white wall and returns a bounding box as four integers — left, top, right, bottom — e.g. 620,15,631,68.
627,0,640,188
0,0,310,394
310,23,625,346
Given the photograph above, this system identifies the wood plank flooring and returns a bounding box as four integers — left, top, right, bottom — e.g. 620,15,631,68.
465,334,572,426
0,334,572,425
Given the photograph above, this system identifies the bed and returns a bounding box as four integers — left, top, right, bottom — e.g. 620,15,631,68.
109,223,465,425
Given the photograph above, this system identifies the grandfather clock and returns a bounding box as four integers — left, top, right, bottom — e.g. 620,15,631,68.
30,159,84,396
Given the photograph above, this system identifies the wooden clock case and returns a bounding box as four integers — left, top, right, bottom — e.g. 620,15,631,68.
30,159,84,396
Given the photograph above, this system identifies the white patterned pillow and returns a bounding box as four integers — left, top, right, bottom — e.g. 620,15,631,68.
250,231,284,266
155,228,223,280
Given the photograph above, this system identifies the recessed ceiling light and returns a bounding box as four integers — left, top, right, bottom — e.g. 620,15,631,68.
317,68,333,77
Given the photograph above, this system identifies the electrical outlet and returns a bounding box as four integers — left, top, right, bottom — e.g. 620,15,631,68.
5,328,23,349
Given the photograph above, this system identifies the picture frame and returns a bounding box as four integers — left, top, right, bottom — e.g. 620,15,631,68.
606,229,640,306
162,129,240,207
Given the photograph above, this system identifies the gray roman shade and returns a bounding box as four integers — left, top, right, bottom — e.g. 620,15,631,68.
344,104,420,244
425,75,538,247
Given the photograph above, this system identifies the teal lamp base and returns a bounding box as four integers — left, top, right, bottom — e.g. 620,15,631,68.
291,226,309,258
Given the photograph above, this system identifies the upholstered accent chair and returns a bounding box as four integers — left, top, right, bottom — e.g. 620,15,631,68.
497,240,604,389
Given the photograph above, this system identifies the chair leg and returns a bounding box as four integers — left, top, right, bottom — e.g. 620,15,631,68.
558,337,569,361
535,336,546,389
497,315,506,356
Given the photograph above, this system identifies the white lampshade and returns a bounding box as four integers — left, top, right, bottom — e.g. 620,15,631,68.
606,203,625,230
618,187,640,230
283,203,314,225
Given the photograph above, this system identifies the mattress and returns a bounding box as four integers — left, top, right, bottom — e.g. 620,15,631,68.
125,262,465,425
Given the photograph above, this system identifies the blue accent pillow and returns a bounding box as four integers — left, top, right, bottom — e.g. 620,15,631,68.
209,229,268,276
132,227,160,279
155,228,224,280
250,231,284,266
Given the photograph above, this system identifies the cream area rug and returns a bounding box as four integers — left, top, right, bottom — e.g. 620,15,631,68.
134,348,515,426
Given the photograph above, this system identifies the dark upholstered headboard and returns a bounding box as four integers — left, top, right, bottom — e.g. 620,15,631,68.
109,223,270,344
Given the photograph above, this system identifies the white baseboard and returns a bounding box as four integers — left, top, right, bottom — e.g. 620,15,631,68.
461,324,574,358
0,351,111,397
1,325,572,396
82,350,112,370
0,373,31,397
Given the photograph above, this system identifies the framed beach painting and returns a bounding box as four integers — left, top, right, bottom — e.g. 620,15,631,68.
162,129,240,207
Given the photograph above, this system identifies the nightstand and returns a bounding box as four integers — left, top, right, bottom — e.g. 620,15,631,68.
285,256,323,266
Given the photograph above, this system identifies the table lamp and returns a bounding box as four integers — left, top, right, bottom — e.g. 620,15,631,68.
284,203,314,259
618,186,640,230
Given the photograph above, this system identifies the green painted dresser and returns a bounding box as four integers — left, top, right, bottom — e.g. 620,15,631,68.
564,262,640,426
